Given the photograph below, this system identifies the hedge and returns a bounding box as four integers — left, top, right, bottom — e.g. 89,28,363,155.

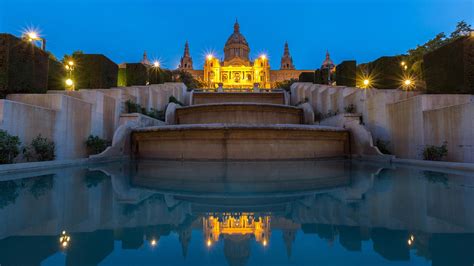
336,60,356,87
121,63,148,86
47,58,66,90
298,72,315,83
73,54,118,89
423,36,474,94
0,34,49,98
364,55,406,89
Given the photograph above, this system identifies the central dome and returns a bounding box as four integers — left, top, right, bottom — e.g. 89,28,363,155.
224,20,250,62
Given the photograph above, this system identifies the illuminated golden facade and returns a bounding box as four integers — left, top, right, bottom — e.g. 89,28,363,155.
179,20,317,89
203,213,270,247
202,21,271,89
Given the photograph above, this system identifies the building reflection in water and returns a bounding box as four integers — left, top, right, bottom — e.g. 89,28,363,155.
0,160,473,265
203,212,270,247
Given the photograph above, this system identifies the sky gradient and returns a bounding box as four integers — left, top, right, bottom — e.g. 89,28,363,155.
1,0,472,70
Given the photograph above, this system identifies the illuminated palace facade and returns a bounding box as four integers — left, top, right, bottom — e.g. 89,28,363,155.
179,20,315,89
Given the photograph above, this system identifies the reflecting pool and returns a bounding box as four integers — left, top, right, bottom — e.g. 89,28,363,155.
0,160,473,265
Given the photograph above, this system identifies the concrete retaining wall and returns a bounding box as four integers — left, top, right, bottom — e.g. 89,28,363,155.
175,103,304,125
291,82,474,162
0,83,187,161
7,94,93,159
132,125,350,160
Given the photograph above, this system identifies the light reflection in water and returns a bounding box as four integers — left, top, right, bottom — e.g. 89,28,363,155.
0,160,472,265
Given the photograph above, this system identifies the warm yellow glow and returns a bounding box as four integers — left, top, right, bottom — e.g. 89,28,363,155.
150,239,157,246
59,230,70,249
153,61,160,67
203,213,270,246
65,65,70,70
363,79,370,86
260,54,267,60
410,235,415,241
407,239,412,245
68,60,74,66
27,31,39,40
65,79,74,86
404,79,412,86
404,65,408,70
401,61,406,66
206,54,214,60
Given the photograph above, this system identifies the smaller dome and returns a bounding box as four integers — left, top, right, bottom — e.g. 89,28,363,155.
321,50,335,69
225,21,249,47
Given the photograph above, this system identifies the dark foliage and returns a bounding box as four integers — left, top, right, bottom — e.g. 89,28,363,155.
0,34,49,98
0,130,21,164
23,135,55,162
336,60,357,87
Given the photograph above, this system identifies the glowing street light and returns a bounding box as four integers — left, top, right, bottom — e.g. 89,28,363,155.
404,79,412,86
153,60,160,68
22,30,46,50
206,54,214,60
263,240,268,246
150,239,157,247
207,239,212,247
27,31,38,40
65,78,75,91
260,54,267,60
363,79,370,86
59,230,71,249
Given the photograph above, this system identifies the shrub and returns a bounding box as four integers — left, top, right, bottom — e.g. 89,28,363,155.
422,142,448,161
423,36,473,94
86,135,110,155
169,95,184,106
23,135,55,162
0,130,21,164
336,60,357,87
376,139,391,155
125,100,165,121
298,72,315,83
274,78,298,92
73,54,118,89
344,104,356,113
295,97,309,106
125,99,143,113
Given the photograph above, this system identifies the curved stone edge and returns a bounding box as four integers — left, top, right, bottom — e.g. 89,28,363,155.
133,123,348,132
320,113,393,160
91,113,165,159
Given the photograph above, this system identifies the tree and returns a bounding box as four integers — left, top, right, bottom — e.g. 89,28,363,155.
172,70,204,90
450,20,472,39
274,78,298,92
406,21,472,80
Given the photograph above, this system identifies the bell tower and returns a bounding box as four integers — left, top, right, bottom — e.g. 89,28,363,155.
179,41,193,70
280,42,295,70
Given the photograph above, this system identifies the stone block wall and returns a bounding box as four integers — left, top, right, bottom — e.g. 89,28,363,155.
291,82,474,162
423,102,474,162
0,83,187,161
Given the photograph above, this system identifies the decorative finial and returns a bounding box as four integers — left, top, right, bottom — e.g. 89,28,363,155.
234,18,240,32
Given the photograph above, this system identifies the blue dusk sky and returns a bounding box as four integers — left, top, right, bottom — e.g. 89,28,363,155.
0,0,472,69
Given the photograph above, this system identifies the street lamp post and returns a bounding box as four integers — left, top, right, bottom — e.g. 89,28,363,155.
22,31,46,50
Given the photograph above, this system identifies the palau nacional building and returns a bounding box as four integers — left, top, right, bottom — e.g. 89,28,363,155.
175,20,332,89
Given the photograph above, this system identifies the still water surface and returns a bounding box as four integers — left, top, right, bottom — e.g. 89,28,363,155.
0,160,473,266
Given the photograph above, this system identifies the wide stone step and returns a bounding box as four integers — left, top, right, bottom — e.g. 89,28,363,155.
131,124,350,160
174,103,304,125
192,92,286,105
